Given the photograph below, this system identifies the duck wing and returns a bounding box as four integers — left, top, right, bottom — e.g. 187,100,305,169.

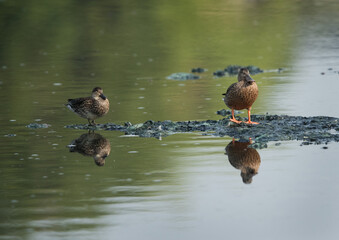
223,82,238,97
66,97,93,113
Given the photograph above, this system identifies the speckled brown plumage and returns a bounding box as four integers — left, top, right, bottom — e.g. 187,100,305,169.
223,68,259,124
225,139,261,184
66,87,109,125
68,132,111,166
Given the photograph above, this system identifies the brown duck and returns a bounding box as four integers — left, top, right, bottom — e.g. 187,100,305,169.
225,138,261,184
68,132,111,166
223,68,259,124
66,87,109,125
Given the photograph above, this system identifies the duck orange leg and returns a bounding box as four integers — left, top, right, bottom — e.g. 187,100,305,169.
244,107,259,125
230,109,242,124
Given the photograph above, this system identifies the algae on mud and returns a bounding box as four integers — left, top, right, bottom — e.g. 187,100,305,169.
65,110,339,148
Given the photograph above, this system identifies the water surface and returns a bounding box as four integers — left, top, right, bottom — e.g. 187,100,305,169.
1,1,339,239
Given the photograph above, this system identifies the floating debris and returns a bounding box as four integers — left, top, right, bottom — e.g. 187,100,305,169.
4,134,16,137
166,72,200,80
26,123,51,129
224,65,263,75
192,67,207,73
213,70,226,77
128,151,139,154
213,65,264,78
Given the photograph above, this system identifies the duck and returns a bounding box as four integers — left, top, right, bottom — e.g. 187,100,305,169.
225,138,261,184
66,87,109,125
68,132,111,166
222,68,259,124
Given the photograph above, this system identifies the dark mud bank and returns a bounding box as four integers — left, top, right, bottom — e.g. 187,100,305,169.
65,111,339,148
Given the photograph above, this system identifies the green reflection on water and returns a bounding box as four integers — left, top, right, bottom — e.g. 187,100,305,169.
0,0,299,124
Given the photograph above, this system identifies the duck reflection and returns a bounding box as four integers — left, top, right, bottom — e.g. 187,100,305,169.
68,131,111,166
225,138,261,184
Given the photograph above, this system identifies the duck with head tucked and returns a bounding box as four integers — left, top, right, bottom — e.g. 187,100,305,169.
223,68,259,124
66,87,109,125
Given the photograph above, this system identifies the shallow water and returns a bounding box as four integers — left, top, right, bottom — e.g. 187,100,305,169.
1,0,339,239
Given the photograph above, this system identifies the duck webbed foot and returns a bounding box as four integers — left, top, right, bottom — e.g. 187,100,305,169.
229,109,242,124
244,120,259,124
244,108,259,125
230,117,242,124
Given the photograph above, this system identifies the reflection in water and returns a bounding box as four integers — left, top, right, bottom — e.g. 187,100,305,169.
225,139,261,184
68,131,111,166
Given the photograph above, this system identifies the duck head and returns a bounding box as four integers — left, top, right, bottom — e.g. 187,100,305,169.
238,68,255,84
94,153,109,166
92,87,107,100
241,167,258,184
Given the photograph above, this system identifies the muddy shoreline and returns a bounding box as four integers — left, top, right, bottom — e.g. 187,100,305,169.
64,111,339,149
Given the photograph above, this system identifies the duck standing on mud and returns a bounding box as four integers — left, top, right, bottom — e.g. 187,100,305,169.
223,68,259,124
66,87,110,126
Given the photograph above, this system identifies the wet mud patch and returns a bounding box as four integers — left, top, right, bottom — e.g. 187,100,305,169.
65,111,339,149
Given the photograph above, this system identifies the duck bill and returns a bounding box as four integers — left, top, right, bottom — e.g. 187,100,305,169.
246,75,255,82
100,93,107,100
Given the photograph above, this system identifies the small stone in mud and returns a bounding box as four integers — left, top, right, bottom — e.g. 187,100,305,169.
26,123,50,129
167,73,200,80
321,72,325,75
192,67,207,73
322,146,328,149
